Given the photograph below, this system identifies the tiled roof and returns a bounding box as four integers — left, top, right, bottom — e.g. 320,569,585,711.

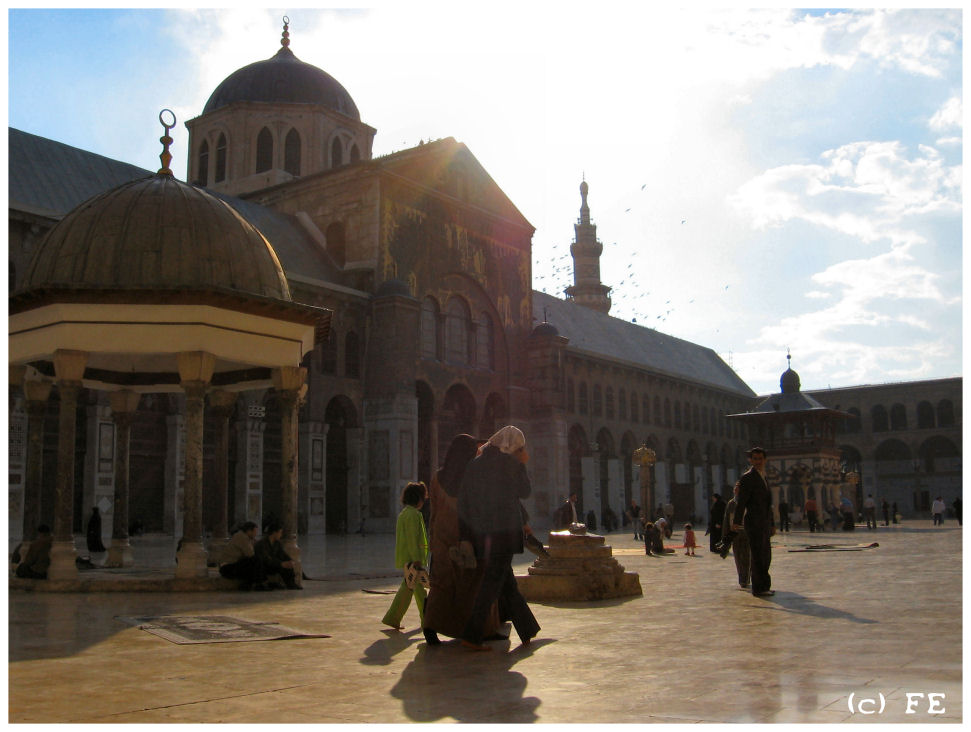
533,291,754,397
9,128,152,219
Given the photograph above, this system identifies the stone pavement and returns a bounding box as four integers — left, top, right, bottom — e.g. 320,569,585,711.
8,521,962,723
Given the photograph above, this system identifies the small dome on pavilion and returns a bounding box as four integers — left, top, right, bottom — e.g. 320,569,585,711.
22,174,291,301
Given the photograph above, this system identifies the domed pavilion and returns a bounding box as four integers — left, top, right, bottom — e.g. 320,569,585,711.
9,113,330,580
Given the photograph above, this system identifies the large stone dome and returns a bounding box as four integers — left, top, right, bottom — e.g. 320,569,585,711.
203,46,360,120
22,172,291,301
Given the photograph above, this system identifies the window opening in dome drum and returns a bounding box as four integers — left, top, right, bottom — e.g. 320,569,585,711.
256,128,273,173
285,129,301,176
215,134,227,182
331,137,343,168
197,140,209,186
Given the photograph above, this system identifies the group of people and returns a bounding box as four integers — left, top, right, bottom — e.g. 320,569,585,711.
383,426,540,652
219,520,301,591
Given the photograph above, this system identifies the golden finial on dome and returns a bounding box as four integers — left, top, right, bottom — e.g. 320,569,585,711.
157,109,176,176
281,15,290,49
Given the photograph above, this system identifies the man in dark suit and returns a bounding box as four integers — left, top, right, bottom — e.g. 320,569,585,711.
734,447,775,597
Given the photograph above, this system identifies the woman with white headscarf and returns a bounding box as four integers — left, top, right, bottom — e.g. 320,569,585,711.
457,425,540,650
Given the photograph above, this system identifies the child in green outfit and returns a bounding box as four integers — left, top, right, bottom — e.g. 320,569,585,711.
382,482,429,630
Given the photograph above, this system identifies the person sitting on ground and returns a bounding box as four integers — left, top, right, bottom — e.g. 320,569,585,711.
644,521,668,555
219,521,267,590
14,524,53,579
255,521,300,589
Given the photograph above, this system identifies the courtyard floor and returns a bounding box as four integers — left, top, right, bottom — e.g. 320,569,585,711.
7,520,963,723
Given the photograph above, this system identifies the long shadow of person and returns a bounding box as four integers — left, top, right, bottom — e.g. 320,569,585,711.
360,628,424,666
390,639,553,722
754,591,878,624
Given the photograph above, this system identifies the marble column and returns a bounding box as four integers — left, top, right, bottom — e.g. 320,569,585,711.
22,378,52,541
175,352,214,578
105,390,140,568
49,350,88,581
273,366,307,586
208,389,238,559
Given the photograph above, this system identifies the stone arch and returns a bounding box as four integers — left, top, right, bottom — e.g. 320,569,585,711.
324,395,359,534
444,296,472,366
918,435,959,473
256,126,273,173
480,392,507,438
871,404,889,432
438,383,477,462
917,401,935,429
568,424,589,514
937,399,955,427
890,403,907,431
284,127,301,176
420,296,441,360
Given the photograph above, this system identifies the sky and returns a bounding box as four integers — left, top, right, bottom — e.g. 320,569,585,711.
6,6,964,395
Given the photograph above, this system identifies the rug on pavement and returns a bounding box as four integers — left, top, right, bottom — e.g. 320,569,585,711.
115,615,330,644
788,542,879,553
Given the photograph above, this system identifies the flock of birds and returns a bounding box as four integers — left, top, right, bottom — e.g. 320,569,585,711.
532,182,731,332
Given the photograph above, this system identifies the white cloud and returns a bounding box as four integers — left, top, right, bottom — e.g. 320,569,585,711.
730,140,961,245
929,97,962,131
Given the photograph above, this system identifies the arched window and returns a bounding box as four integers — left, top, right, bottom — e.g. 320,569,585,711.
215,133,227,183
567,378,575,413
476,312,494,369
284,128,301,176
256,127,273,173
917,401,935,429
344,331,360,379
871,405,889,432
331,137,343,168
673,400,681,428
890,403,907,431
420,297,440,360
579,383,589,415
692,404,700,432
445,298,472,365
937,400,955,427
618,389,627,420
630,392,638,423
215,134,226,183
325,222,346,268
320,329,337,374
605,387,615,420
592,385,602,417
845,407,862,433
350,144,361,163
197,140,209,185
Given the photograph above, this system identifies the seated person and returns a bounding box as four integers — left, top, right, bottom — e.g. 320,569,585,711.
15,524,53,579
255,521,300,589
219,521,266,590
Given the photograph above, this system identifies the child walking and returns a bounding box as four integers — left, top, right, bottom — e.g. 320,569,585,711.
683,523,697,556
382,482,429,630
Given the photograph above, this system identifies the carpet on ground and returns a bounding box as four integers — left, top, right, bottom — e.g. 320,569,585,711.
115,615,330,644
788,542,879,553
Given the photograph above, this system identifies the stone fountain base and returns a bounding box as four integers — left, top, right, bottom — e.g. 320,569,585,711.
516,528,642,602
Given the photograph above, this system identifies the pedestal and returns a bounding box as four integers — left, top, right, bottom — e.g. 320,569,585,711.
516,528,642,601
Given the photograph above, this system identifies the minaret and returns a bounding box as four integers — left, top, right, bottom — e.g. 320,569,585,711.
565,179,611,313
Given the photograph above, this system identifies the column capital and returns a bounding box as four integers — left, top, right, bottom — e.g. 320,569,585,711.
53,349,88,382
177,351,215,384
209,389,239,416
9,364,27,390
272,365,307,393
23,378,53,404
109,389,142,416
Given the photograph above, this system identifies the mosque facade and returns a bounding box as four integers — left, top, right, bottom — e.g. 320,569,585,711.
8,21,961,555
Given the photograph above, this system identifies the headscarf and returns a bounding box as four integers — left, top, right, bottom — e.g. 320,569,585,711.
485,425,526,455
437,434,482,497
